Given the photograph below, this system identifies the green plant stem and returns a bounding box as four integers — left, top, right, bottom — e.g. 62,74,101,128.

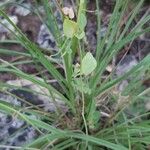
61,38,75,113
95,0,101,52
79,42,88,139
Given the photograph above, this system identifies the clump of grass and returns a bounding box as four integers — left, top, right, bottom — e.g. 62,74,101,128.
0,0,150,149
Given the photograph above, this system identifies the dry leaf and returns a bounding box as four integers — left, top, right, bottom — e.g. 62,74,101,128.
106,65,113,72
62,7,74,19
68,7,74,19
62,7,69,15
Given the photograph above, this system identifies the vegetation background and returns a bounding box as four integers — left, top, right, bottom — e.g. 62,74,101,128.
0,0,150,149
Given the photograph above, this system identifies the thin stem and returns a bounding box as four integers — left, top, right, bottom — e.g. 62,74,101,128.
61,38,76,113
95,0,101,53
79,40,88,147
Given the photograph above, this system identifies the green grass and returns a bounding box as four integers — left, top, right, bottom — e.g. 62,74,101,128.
0,0,150,149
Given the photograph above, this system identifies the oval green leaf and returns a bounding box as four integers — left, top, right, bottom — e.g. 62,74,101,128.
81,52,97,76
63,19,77,38
78,13,87,30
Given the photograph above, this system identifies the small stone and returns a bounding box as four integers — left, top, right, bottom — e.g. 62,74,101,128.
37,24,56,50
8,127,17,135
0,16,18,33
116,55,138,91
146,101,150,110
18,132,27,142
14,3,31,16
116,55,138,76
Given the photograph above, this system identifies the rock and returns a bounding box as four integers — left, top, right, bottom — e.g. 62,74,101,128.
0,16,18,33
116,55,138,91
37,24,57,50
14,3,31,16
0,94,36,149
146,101,150,111
0,78,67,149
6,79,66,112
116,55,138,76
37,8,63,51
0,92,21,106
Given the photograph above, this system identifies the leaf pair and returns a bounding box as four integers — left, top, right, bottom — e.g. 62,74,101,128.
73,52,97,76
63,9,87,39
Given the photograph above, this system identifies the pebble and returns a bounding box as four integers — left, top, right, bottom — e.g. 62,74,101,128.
116,55,138,76
14,3,31,16
116,55,138,91
0,16,18,33
37,24,57,50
